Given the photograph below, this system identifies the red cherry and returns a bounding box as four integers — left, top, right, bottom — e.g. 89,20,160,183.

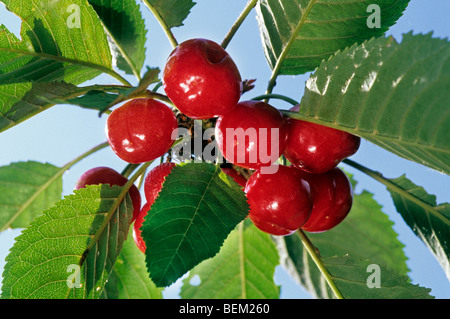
75,166,141,222
284,105,360,174
143,162,176,204
105,98,178,164
300,167,353,233
133,202,151,253
244,165,312,236
221,167,247,188
163,38,242,119
133,163,176,253
215,100,288,170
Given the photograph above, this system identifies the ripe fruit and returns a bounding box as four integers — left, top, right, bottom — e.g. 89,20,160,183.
105,98,178,164
163,38,242,119
215,100,288,170
133,202,150,253
221,167,247,188
300,167,353,233
75,166,141,222
244,165,312,236
133,162,176,253
284,105,360,174
144,162,176,204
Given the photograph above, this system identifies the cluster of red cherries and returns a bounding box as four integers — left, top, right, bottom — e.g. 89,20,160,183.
74,38,360,253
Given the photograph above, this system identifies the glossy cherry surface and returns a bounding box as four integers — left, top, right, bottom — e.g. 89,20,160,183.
300,167,353,233
163,38,242,119
244,165,312,236
106,98,177,164
133,163,176,253
133,202,151,253
144,162,176,204
75,166,141,222
284,106,360,174
215,100,288,170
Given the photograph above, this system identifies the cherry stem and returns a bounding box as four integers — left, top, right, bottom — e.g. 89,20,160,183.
221,0,258,49
121,163,141,179
297,229,345,299
141,0,178,49
251,93,299,106
130,89,174,106
62,141,110,170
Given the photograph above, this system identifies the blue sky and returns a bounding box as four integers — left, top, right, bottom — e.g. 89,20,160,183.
0,0,449,299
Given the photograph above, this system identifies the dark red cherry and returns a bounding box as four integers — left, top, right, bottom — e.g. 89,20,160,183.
300,167,353,233
105,98,178,164
284,105,360,174
75,166,141,222
133,202,151,253
143,162,176,204
133,163,176,253
244,165,312,236
163,38,242,119
215,100,288,170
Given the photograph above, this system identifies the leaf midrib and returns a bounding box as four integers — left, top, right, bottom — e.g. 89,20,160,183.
266,0,318,94
0,47,129,85
159,167,220,281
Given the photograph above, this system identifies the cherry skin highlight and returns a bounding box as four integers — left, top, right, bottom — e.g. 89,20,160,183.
75,166,141,222
133,163,176,253
215,100,288,170
163,38,242,119
244,165,313,236
105,98,178,164
300,167,353,233
284,105,360,174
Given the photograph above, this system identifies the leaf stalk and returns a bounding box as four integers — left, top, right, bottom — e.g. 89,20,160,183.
265,0,317,95
343,159,449,224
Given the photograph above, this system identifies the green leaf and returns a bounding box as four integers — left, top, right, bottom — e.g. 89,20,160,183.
386,174,450,280
278,247,433,299
0,161,63,231
275,174,415,298
142,162,249,287
180,221,280,299
0,0,115,132
323,257,433,299
288,33,450,174
101,234,163,299
0,0,112,84
137,67,161,91
0,81,85,132
256,0,409,76
144,0,196,29
65,89,122,112
1,185,133,299
88,0,148,78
